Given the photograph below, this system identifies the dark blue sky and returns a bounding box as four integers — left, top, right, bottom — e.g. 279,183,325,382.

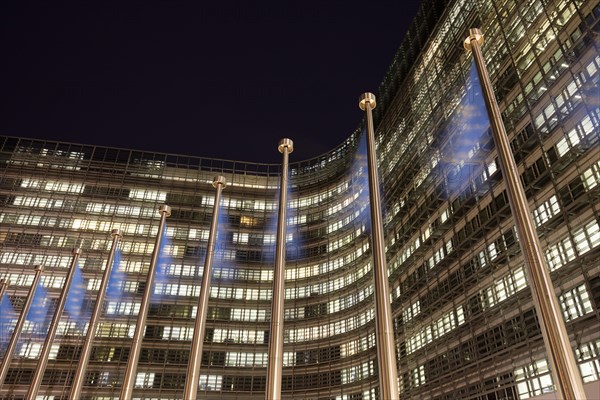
1,1,421,163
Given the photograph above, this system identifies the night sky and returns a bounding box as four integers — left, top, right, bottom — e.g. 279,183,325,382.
1,1,421,163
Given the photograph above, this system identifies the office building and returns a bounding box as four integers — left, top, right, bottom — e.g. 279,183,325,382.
0,0,599,398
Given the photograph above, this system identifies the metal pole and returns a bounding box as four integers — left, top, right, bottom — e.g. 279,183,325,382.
0,279,7,301
69,229,122,399
27,249,81,400
266,138,293,400
0,279,7,342
0,266,44,387
120,205,171,400
0,279,7,362
0,278,9,359
359,93,400,400
464,28,586,400
183,176,226,400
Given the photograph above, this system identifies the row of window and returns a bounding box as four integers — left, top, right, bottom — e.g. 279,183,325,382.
16,172,364,213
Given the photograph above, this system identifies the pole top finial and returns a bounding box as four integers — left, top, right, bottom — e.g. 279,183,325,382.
72,248,82,255
35,265,44,272
464,28,484,51
359,93,376,110
212,175,227,189
111,228,122,237
278,138,294,154
159,205,172,217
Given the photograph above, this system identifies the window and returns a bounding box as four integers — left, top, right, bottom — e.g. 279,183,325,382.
135,372,155,388
582,161,600,190
559,284,593,322
514,359,554,399
533,195,561,226
555,113,598,157
573,219,600,255
406,305,465,354
576,339,600,383
545,236,576,271
483,267,528,309
129,189,166,201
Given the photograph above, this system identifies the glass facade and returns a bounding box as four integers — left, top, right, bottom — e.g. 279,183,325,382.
0,0,599,399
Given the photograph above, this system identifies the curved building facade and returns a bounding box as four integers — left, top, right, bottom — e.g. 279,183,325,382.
1,0,599,399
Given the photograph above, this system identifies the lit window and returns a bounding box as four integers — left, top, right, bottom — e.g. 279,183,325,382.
403,300,421,322
341,360,375,384
555,114,597,157
582,161,600,191
576,339,600,383
135,372,155,388
406,305,465,354
559,284,593,322
533,195,561,226
573,219,600,255
199,374,222,391
483,267,528,309
232,232,249,244
18,343,42,358
129,189,166,201
545,236,576,271
514,359,554,399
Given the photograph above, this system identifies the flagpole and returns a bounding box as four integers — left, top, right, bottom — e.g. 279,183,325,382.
266,138,293,400
27,249,81,400
464,28,586,400
120,205,171,400
0,280,7,301
70,229,122,399
183,176,226,400
0,266,44,387
359,93,400,400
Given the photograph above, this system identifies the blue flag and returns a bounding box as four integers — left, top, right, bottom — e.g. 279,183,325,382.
106,248,125,302
26,281,51,336
65,263,89,329
0,291,17,347
154,224,172,299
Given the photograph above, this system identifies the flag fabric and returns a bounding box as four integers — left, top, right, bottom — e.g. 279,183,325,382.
153,224,172,299
65,263,89,329
26,281,51,337
0,291,17,347
106,248,125,302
